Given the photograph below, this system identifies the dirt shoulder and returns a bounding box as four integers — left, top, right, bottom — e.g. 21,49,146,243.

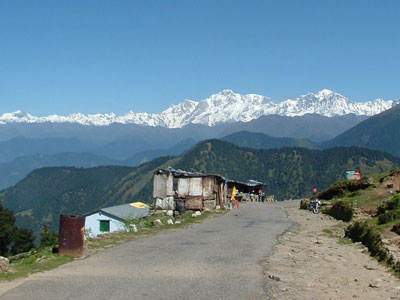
265,201,400,300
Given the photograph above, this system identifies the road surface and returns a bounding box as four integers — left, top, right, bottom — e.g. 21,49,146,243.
1,202,294,300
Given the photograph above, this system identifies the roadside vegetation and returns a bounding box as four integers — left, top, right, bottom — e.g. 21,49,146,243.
314,167,400,273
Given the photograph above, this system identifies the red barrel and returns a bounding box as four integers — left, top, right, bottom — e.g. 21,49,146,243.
59,214,85,257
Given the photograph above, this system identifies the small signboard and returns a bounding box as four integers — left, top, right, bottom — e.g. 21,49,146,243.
345,170,362,181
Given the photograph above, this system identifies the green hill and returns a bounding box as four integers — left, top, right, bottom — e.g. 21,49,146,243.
322,104,400,157
0,156,176,237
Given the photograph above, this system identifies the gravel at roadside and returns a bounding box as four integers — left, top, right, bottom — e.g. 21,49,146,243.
265,201,400,300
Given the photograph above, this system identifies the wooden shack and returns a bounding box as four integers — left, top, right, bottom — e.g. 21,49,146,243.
153,169,228,210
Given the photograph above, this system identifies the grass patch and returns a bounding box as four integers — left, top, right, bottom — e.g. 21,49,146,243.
322,228,334,238
0,248,74,282
338,237,353,245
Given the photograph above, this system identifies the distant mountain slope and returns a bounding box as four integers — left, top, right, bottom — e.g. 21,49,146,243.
322,104,400,156
221,131,317,149
0,138,196,191
123,138,196,166
217,114,368,142
0,136,92,163
0,152,120,190
0,114,366,164
0,156,176,236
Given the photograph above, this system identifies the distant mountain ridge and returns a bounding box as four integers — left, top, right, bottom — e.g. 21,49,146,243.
322,104,400,157
0,152,120,190
0,138,196,190
221,131,317,150
1,89,397,128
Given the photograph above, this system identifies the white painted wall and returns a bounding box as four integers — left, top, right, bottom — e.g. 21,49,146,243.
84,212,127,238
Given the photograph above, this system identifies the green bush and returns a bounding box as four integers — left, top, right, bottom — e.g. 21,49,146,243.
324,200,353,222
377,195,400,215
318,179,370,200
345,221,387,260
377,209,400,225
40,225,59,248
391,223,400,235
12,228,35,255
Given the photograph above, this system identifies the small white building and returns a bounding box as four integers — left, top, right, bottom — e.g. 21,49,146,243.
84,202,149,238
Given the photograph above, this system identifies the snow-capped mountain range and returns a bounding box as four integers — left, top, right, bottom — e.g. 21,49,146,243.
1,89,398,128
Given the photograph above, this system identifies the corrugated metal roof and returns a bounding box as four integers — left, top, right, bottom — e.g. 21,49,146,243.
86,202,149,221
154,168,225,180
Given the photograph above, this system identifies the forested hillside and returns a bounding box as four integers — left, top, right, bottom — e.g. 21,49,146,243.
176,140,400,199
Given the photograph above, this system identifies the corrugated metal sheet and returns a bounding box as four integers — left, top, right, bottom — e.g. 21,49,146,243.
101,203,149,221
59,214,85,257
185,196,203,210
189,177,202,196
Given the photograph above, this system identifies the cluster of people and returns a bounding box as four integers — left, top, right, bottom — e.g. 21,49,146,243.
238,189,265,202
254,189,266,202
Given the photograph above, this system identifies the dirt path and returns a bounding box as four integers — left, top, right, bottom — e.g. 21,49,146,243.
265,201,400,300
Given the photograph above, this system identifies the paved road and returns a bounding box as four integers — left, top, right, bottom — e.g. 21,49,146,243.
1,202,294,300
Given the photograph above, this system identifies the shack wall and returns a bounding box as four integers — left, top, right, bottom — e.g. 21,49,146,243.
166,174,174,196
202,177,215,200
153,174,167,199
185,196,203,210
189,177,203,196
177,178,189,197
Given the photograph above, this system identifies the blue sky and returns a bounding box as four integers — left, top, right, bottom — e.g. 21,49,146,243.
0,0,399,115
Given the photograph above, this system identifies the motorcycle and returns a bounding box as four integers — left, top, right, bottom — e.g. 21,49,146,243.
309,199,321,214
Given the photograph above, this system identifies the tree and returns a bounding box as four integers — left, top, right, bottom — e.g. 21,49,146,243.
11,228,35,255
0,204,15,256
40,225,59,248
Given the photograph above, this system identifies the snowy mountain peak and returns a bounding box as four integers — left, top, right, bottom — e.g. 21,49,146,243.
218,89,235,96
0,90,398,128
315,89,335,98
0,110,33,123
